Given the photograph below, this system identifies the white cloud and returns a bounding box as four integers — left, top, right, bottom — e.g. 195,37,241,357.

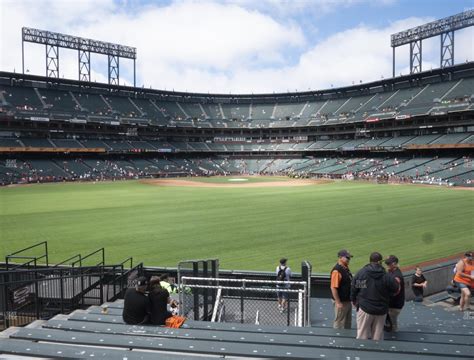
1,1,472,94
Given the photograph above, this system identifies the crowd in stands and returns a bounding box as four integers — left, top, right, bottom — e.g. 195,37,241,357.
1,155,472,186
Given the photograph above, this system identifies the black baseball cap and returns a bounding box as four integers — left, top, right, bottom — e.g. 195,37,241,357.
465,252,473,257
337,250,353,258
384,255,399,265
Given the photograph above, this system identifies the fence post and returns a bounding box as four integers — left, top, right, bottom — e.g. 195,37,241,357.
297,291,303,327
203,261,209,320
3,272,10,329
192,262,199,320
287,295,291,326
60,269,64,314
241,280,245,324
34,259,40,320
301,260,312,326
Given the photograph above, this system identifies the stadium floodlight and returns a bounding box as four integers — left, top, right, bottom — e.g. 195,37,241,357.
22,27,137,86
390,10,474,76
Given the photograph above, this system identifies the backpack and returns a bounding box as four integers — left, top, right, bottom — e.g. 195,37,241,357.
277,266,287,282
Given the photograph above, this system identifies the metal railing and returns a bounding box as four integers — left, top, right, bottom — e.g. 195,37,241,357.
0,262,142,330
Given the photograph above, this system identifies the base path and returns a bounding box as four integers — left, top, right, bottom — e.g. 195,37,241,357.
140,178,332,188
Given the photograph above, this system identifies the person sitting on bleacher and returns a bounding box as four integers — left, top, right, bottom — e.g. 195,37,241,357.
122,276,151,325
159,273,178,294
453,251,474,311
149,277,177,325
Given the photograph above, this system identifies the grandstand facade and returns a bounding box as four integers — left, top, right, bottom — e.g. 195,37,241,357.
0,62,473,186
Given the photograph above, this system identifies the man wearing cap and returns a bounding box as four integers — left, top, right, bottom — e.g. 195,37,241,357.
453,252,474,311
330,250,353,329
351,252,399,341
122,276,151,325
385,255,405,332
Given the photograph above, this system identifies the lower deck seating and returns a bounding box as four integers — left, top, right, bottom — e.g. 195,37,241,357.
0,156,472,186
1,298,472,359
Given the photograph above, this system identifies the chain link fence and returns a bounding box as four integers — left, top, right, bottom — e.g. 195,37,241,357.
179,277,307,327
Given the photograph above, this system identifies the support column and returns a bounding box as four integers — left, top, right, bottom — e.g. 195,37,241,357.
441,31,454,68
392,47,395,77
78,50,91,82
46,44,59,78
409,40,422,74
108,54,119,85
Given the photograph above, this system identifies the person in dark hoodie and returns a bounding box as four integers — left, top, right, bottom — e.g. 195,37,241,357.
351,252,399,341
122,276,150,325
385,255,405,332
148,276,178,325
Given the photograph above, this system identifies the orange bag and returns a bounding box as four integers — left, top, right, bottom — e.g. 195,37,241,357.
165,315,186,328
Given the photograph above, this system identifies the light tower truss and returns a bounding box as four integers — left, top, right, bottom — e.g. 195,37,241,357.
391,10,474,76
22,27,137,86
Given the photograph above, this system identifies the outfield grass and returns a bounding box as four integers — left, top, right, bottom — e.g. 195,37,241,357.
0,180,472,272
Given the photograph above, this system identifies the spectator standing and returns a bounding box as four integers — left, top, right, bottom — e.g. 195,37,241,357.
122,276,150,325
385,255,405,332
330,249,353,329
351,252,399,341
453,252,474,311
276,258,291,312
411,267,428,302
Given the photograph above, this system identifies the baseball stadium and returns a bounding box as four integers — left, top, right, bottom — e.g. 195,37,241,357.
0,3,473,359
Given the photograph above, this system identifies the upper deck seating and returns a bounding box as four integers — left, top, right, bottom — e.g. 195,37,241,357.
273,102,305,120
105,95,139,118
50,139,83,148
21,138,54,147
221,104,250,120
250,103,276,120
74,93,111,115
38,88,79,113
0,138,22,147
179,102,206,119
403,135,442,146
1,86,43,111
429,133,471,145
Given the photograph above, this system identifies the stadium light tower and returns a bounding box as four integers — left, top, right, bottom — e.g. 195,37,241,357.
391,10,474,76
21,27,137,86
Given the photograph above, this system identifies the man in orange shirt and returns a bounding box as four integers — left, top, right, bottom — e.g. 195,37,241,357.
453,252,474,311
330,250,353,329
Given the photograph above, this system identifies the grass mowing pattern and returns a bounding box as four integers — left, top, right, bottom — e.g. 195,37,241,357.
0,180,472,272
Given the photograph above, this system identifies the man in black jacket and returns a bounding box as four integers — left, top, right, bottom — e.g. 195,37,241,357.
122,276,150,325
351,252,399,341
385,255,405,332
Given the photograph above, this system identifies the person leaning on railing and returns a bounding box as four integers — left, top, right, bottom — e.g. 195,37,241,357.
411,266,428,302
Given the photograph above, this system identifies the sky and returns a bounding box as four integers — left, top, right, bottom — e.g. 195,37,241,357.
0,0,473,94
